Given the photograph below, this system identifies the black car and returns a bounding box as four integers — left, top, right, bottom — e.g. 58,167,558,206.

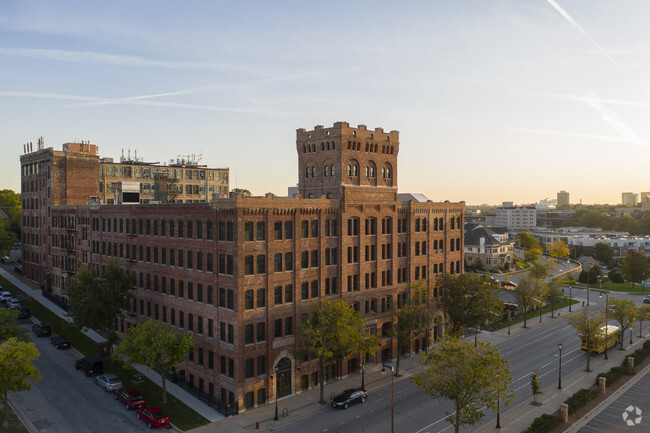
644,296,650,304
32,322,52,336
331,388,368,409
75,356,104,376
17,306,31,319
50,335,71,349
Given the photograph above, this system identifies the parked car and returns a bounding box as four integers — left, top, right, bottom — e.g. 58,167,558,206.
644,296,650,304
8,298,21,309
50,335,70,349
17,306,31,319
75,356,104,376
115,388,147,410
32,322,52,337
136,406,169,428
96,374,123,392
501,281,518,288
1,291,12,303
331,388,368,409
13,264,22,274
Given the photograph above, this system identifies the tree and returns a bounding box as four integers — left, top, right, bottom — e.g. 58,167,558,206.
389,282,432,376
530,372,542,405
114,319,194,404
0,189,21,241
513,277,547,328
0,218,18,257
620,250,649,289
229,188,252,198
297,298,377,404
637,305,650,338
411,337,514,433
608,298,637,350
0,338,40,428
0,309,29,341
568,310,605,371
546,284,564,318
592,242,614,267
66,260,133,352
516,232,542,263
436,273,502,338
547,239,570,271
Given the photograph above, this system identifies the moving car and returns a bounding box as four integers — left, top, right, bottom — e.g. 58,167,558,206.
331,388,368,409
32,322,52,337
115,388,147,410
136,406,169,428
50,335,71,349
96,374,123,392
75,356,104,376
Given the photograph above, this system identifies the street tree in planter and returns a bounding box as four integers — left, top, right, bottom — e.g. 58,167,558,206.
513,277,547,328
530,372,542,406
412,337,514,433
608,298,637,350
297,298,377,404
0,338,40,428
637,304,650,338
620,250,649,289
568,310,605,372
546,283,564,318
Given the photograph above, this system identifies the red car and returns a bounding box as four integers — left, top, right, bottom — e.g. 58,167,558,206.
115,388,147,410
136,406,169,428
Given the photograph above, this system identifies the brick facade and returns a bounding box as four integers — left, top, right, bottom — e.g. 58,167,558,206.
22,123,464,413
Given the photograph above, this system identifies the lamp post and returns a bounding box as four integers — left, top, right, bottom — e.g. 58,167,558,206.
558,343,563,389
361,357,366,390
273,366,279,421
569,285,572,312
496,394,501,429
507,310,511,335
382,364,395,433
599,292,609,360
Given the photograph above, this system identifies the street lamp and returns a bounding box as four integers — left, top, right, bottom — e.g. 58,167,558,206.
361,356,366,390
558,343,563,389
569,285,572,312
382,364,395,433
507,310,511,335
599,292,609,360
273,365,279,421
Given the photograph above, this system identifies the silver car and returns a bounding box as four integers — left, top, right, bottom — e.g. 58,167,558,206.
8,298,21,309
95,374,122,392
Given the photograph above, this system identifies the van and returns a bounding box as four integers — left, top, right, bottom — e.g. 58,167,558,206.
75,356,104,376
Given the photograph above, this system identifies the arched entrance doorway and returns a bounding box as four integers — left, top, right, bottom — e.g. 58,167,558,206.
276,357,292,398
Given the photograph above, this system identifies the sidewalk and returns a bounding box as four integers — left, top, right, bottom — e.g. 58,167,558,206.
0,267,222,422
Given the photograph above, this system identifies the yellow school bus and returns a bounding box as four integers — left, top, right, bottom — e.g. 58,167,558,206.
581,325,620,353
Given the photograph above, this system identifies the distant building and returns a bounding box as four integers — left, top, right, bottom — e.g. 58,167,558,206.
491,202,536,232
557,190,570,207
641,192,650,204
464,224,514,270
622,192,638,207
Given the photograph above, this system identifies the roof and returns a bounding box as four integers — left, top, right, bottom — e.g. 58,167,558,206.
397,193,430,203
465,225,508,246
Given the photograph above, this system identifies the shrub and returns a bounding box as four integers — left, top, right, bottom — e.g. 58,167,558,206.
564,388,597,415
608,269,624,283
521,413,562,433
595,366,626,386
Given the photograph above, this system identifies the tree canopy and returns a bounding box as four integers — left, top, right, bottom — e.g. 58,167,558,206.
567,309,605,371
0,308,29,341
608,298,637,350
229,188,252,198
411,337,514,433
66,260,133,351
513,277,548,328
297,298,377,404
592,242,614,267
0,338,40,428
114,319,194,404
620,250,649,288
0,189,21,242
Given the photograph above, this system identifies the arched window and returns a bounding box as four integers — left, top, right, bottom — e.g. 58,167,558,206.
302,145,306,153
387,168,391,178
311,167,316,178
382,168,386,178
332,143,336,150
365,166,369,177
321,143,325,151
305,167,310,178
324,165,329,177
352,165,358,176
365,143,369,152
369,166,375,178
348,141,351,150
331,165,335,176
347,165,352,176
326,142,330,150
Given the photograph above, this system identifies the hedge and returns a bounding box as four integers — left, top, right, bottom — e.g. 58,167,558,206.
595,366,627,387
564,388,598,416
520,413,562,433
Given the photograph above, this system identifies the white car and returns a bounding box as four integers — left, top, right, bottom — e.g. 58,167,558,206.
95,374,122,392
0,291,11,303
8,298,21,309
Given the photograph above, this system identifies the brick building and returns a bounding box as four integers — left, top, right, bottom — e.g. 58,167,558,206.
21,122,464,413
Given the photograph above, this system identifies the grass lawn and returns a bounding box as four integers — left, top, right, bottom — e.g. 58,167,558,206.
0,400,30,433
558,278,650,294
494,298,580,330
0,274,210,431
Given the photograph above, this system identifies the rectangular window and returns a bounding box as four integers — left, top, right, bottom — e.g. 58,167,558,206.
301,251,309,269
284,221,293,239
257,254,266,274
285,317,293,335
256,288,265,308
285,284,293,303
274,286,283,305
301,220,309,238
245,324,254,344
311,280,318,298
244,222,254,241
245,255,254,275
257,322,265,341
311,220,319,237
256,222,265,241
301,282,309,300
245,359,255,378
274,253,282,272
285,252,293,271
311,250,319,267
274,319,282,338
245,290,254,310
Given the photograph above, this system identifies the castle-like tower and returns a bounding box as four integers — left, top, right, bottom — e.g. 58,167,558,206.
296,122,398,199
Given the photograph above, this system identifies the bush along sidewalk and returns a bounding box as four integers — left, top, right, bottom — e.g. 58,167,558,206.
521,413,562,433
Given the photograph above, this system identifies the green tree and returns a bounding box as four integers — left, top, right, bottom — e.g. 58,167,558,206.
530,372,542,405
546,284,564,318
0,218,18,257
467,280,504,346
513,277,547,328
0,338,40,428
229,188,252,198
568,310,605,371
389,282,432,376
637,305,650,338
66,260,133,352
411,337,514,433
620,250,649,288
547,239,570,272
0,309,29,341
0,189,21,240
114,319,194,404
515,232,540,251
592,242,614,267
437,273,501,337
297,298,377,404
608,298,637,350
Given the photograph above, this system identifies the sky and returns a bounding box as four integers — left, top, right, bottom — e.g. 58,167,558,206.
2,0,650,206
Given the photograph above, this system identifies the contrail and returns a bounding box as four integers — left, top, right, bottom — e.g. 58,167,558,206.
546,0,621,70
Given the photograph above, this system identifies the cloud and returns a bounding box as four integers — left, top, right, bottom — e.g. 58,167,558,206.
545,0,621,70
513,127,644,146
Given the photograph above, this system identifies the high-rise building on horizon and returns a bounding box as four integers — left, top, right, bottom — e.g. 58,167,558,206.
557,190,570,207
622,192,638,207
